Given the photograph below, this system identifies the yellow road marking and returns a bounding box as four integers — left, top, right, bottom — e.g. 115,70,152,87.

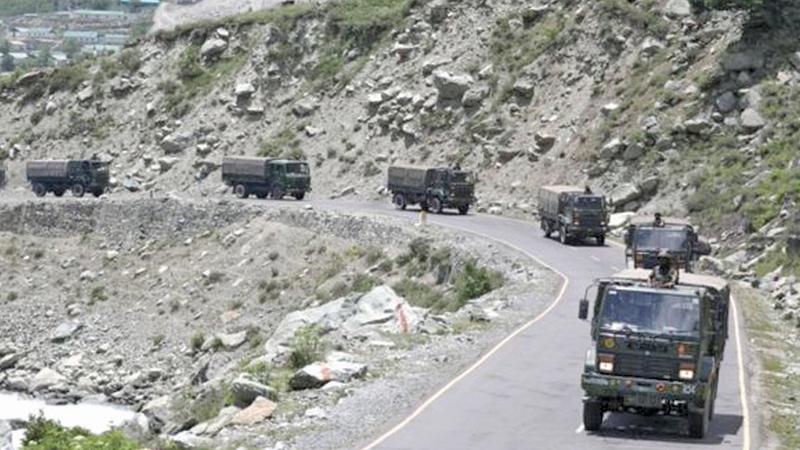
360,228,571,450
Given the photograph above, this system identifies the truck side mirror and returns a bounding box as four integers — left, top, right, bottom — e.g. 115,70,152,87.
578,299,589,320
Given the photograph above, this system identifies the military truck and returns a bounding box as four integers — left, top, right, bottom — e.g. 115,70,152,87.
624,216,711,272
222,157,311,200
538,185,608,245
26,160,109,197
577,268,730,438
387,166,475,215
0,165,6,189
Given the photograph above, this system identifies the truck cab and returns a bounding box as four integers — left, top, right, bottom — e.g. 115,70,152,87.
538,186,608,245
578,269,729,438
624,217,710,272
271,159,311,200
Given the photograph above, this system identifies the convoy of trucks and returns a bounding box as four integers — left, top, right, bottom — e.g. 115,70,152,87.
3,152,733,440
386,166,475,214
538,185,608,245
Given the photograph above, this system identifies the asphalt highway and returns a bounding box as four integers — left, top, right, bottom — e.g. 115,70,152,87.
301,200,754,450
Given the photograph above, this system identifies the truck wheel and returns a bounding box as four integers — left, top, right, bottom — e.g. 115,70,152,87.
234,184,248,199
32,183,47,197
420,202,429,212
393,194,407,210
597,235,605,246
53,189,65,197
271,186,285,200
71,183,85,198
92,189,103,198
294,192,305,201
688,408,708,439
458,205,469,215
255,192,268,199
583,401,604,431
430,197,443,214
543,221,552,238
560,225,569,245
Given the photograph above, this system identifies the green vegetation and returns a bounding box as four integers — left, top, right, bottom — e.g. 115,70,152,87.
288,325,326,369
89,286,108,304
490,10,573,80
737,287,800,450
393,278,446,311
22,415,139,450
598,0,670,37
258,127,302,158
190,332,206,352
453,260,504,304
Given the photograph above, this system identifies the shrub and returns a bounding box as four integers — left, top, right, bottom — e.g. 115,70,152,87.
89,286,108,303
118,48,142,73
352,273,379,293
6,291,18,302
204,271,225,286
23,415,140,450
190,332,206,352
454,260,504,304
152,334,166,347
288,325,325,369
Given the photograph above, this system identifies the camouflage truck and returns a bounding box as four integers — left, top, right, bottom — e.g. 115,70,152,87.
624,216,711,272
538,185,608,245
387,166,475,215
577,269,730,438
222,157,311,200
26,160,109,197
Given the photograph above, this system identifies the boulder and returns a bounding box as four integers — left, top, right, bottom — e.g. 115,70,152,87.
157,157,180,173
622,143,645,161
534,132,556,152
216,331,247,349
601,102,620,116
292,98,318,117
161,132,193,153
289,360,368,390
684,117,712,134
263,297,349,358
343,285,420,334
77,86,93,103
230,375,278,407
664,0,692,17
31,368,66,391
0,353,20,370
51,321,83,343
512,78,535,98
230,397,276,425
0,420,11,450
200,38,227,60
461,85,489,107
722,51,765,72
740,108,766,132
234,82,256,98
433,71,473,101
641,38,665,56
715,92,738,114
122,178,141,192
599,138,625,159
609,184,642,207
608,212,635,229
497,149,520,164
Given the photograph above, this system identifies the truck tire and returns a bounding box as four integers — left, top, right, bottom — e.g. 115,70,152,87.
271,186,285,200
234,184,248,199
458,205,469,215
688,408,708,439
71,183,85,198
294,192,305,201
430,197,443,214
256,192,268,199
597,235,605,246
92,189,103,198
543,221,552,238
53,188,65,197
560,225,569,245
393,194,407,210
583,401,603,431
32,183,47,197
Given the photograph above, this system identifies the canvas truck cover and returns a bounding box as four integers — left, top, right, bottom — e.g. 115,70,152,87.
538,185,583,213
388,166,429,190
26,160,70,179
611,268,729,294
222,157,270,178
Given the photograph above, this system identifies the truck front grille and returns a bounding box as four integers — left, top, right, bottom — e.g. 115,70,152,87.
614,354,678,380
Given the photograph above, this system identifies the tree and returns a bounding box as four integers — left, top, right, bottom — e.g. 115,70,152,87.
0,40,13,72
63,38,81,60
36,46,53,68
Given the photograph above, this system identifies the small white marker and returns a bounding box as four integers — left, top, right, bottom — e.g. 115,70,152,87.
575,425,585,434
590,255,601,262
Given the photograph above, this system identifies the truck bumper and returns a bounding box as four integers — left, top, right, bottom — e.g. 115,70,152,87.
566,226,606,237
582,373,706,412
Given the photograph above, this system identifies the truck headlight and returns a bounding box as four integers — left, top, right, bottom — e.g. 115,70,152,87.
598,354,614,373
678,363,695,380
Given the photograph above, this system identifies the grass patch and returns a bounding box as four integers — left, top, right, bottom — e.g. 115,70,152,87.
598,0,670,37
258,126,302,158
453,260,504,304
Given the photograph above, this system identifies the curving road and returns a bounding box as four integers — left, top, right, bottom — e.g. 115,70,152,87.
295,199,755,450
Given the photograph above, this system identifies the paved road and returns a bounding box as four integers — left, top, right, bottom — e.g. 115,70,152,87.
296,200,754,450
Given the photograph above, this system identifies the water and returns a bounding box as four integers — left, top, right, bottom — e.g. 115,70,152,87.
0,393,147,449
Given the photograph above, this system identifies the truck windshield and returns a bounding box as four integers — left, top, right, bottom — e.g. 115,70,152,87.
599,289,700,337
286,163,309,175
634,228,689,251
571,196,603,209
450,171,473,183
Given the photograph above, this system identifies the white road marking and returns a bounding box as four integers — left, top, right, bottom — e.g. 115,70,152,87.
611,265,621,272
731,296,751,450
590,255,601,262
575,425,584,434
360,226,571,450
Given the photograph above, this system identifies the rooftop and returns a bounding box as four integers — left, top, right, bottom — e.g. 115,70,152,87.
74,9,126,17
